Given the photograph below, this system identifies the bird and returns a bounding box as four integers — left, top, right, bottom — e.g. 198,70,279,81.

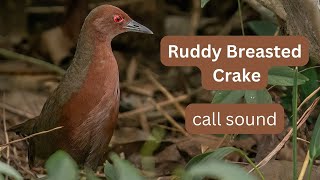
9,4,153,169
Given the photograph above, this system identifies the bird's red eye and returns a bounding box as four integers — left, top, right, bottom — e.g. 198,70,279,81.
113,15,124,23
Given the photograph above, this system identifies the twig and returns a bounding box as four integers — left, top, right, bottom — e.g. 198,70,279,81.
119,88,202,119
145,70,185,118
119,94,189,119
126,57,138,83
0,126,63,148
126,85,154,97
216,134,229,149
298,151,310,180
190,0,201,35
11,158,36,178
2,93,10,165
237,0,245,36
298,86,320,111
218,9,240,35
137,100,150,133
249,97,320,173
297,137,310,144
0,48,65,75
155,124,180,132
0,102,35,119
299,66,320,73
149,99,189,137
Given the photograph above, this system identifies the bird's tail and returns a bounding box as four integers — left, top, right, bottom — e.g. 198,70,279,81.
8,117,38,136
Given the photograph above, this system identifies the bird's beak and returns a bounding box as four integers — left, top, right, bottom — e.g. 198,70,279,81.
125,20,153,34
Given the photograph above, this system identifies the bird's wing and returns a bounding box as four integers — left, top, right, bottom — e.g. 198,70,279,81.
7,117,38,136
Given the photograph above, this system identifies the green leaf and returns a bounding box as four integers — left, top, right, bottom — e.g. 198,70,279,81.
247,20,278,36
309,114,320,160
245,89,272,104
185,148,235,180
268,66,309,86
110,153,145,180
301,68,319,101
281,94,293,112
201,147,237,162
184,159,256,180
212,90,245,104
185,147,264,180
0,161,23,180
104,160,118,180
45,150,79,180
185,151,213,170
140,127,165,156
201,0,210,8
85,168,101,180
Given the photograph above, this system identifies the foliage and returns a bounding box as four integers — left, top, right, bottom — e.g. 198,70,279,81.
212,90,245,104
268,66,309,86
247,20,278,36
45,150,79,180
104,147,259,180
300,67,320,101
245,89,272,104
184,160,256,180
106,153,145,180
308,113,320,179
0,161,23,180
212,67,309,104
201,0,211,8
186,147,263,180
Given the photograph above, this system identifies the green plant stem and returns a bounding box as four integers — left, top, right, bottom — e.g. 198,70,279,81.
237,150,264,180
307,161,313,180
299,66,320,73
292,67,299,179
237,0,245,36
0,48,65,75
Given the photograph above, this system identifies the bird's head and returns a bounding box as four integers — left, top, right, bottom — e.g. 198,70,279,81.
86,5,153,40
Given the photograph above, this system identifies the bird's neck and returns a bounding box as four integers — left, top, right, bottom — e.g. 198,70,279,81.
64,26,118,91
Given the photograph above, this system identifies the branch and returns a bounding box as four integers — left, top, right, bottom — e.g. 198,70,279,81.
0,48,65,75
0,126,63,148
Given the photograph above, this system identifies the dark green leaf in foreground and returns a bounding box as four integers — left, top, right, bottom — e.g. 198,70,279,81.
45,150,79,180
104,160,118,180
0,161,23,180
85,168,101,180
186,147,237,171
300,67,319,101
201,147,238,162
247,20,278,36
201,0,211,8
185,147,264,180
184,159,256,180
212,90,245,104
309,113,320,160
268,66,309,86
185,151,213,170
245,89,272,104
109,153,145,180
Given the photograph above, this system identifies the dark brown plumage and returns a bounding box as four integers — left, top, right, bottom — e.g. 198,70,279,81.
9,4,153,169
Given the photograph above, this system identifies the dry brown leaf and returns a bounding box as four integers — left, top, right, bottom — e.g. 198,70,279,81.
156,144,183,163
111,127,150,145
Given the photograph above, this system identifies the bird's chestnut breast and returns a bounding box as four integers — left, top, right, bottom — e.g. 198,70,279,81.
57,43,120,156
